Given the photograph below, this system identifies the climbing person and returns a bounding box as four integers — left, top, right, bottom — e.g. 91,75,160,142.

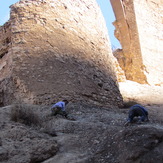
125,104,149,126
51,100,69,118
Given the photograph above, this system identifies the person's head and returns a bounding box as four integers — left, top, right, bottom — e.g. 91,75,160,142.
63,99,69,105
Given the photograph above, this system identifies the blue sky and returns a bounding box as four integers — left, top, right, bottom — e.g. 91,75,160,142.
96,0,121,48
0,0,121,48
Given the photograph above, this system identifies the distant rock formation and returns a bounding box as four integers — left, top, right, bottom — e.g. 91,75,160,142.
0,0,123,107
110,0,163,86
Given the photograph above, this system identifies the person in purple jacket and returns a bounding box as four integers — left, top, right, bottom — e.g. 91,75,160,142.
125,104,149,125
51,100,69,118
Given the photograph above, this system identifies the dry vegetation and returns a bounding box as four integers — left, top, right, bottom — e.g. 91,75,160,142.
10,103,41,126
10,102,58,137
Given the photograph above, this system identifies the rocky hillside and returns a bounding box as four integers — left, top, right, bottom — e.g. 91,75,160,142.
0,102,163,163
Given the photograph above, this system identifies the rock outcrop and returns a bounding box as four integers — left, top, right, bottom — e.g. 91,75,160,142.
110,0,163,86
0,0,123,107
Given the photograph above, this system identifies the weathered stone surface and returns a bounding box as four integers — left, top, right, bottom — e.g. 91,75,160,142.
0,22,12,81
0,0,123,107
113,48,126,82
110,0,163,86
133,0,163,86
110,0,147,84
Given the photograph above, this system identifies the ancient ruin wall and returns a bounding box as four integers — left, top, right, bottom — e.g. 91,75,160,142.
110,0,147,84
0,0,123,107
0,22,12,81
110,0,163,85
0,22,13,106
133,0,163,86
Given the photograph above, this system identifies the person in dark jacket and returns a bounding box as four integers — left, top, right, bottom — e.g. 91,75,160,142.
51,100,69,118
125,104,149,125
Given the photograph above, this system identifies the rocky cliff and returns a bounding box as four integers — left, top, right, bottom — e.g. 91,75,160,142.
0,0,123,107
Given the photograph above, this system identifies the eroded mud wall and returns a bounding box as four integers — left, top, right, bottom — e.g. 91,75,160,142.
111,0,163,85
0,22,12,81
0,0,123,107
110,0,147,84
0,22,13,106
133,0,163,86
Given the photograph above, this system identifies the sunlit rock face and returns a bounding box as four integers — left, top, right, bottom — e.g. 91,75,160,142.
0,0,123,107
111,0,163,86
133,0,163,86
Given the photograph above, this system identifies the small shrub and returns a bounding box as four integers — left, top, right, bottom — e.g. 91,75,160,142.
11,103,41,126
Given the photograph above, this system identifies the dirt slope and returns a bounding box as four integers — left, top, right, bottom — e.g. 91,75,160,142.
0,103,163,163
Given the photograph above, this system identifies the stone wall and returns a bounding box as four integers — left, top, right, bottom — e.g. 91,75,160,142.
133,0,163,86
0,0,123,107
110,0,163,85
0,22,12,81
0,22,13,106
110,0,147,84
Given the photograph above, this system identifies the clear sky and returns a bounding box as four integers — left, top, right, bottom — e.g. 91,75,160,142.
96,0,121,48
0,0,121,48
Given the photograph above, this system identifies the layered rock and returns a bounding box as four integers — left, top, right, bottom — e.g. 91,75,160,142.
110,0,163,86
0,0,123,107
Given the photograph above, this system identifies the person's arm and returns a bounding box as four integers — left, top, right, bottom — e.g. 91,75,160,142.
139,115,146,122
124,119,130,126
62,111,68,118
51,104,55,109
61,102,65,111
